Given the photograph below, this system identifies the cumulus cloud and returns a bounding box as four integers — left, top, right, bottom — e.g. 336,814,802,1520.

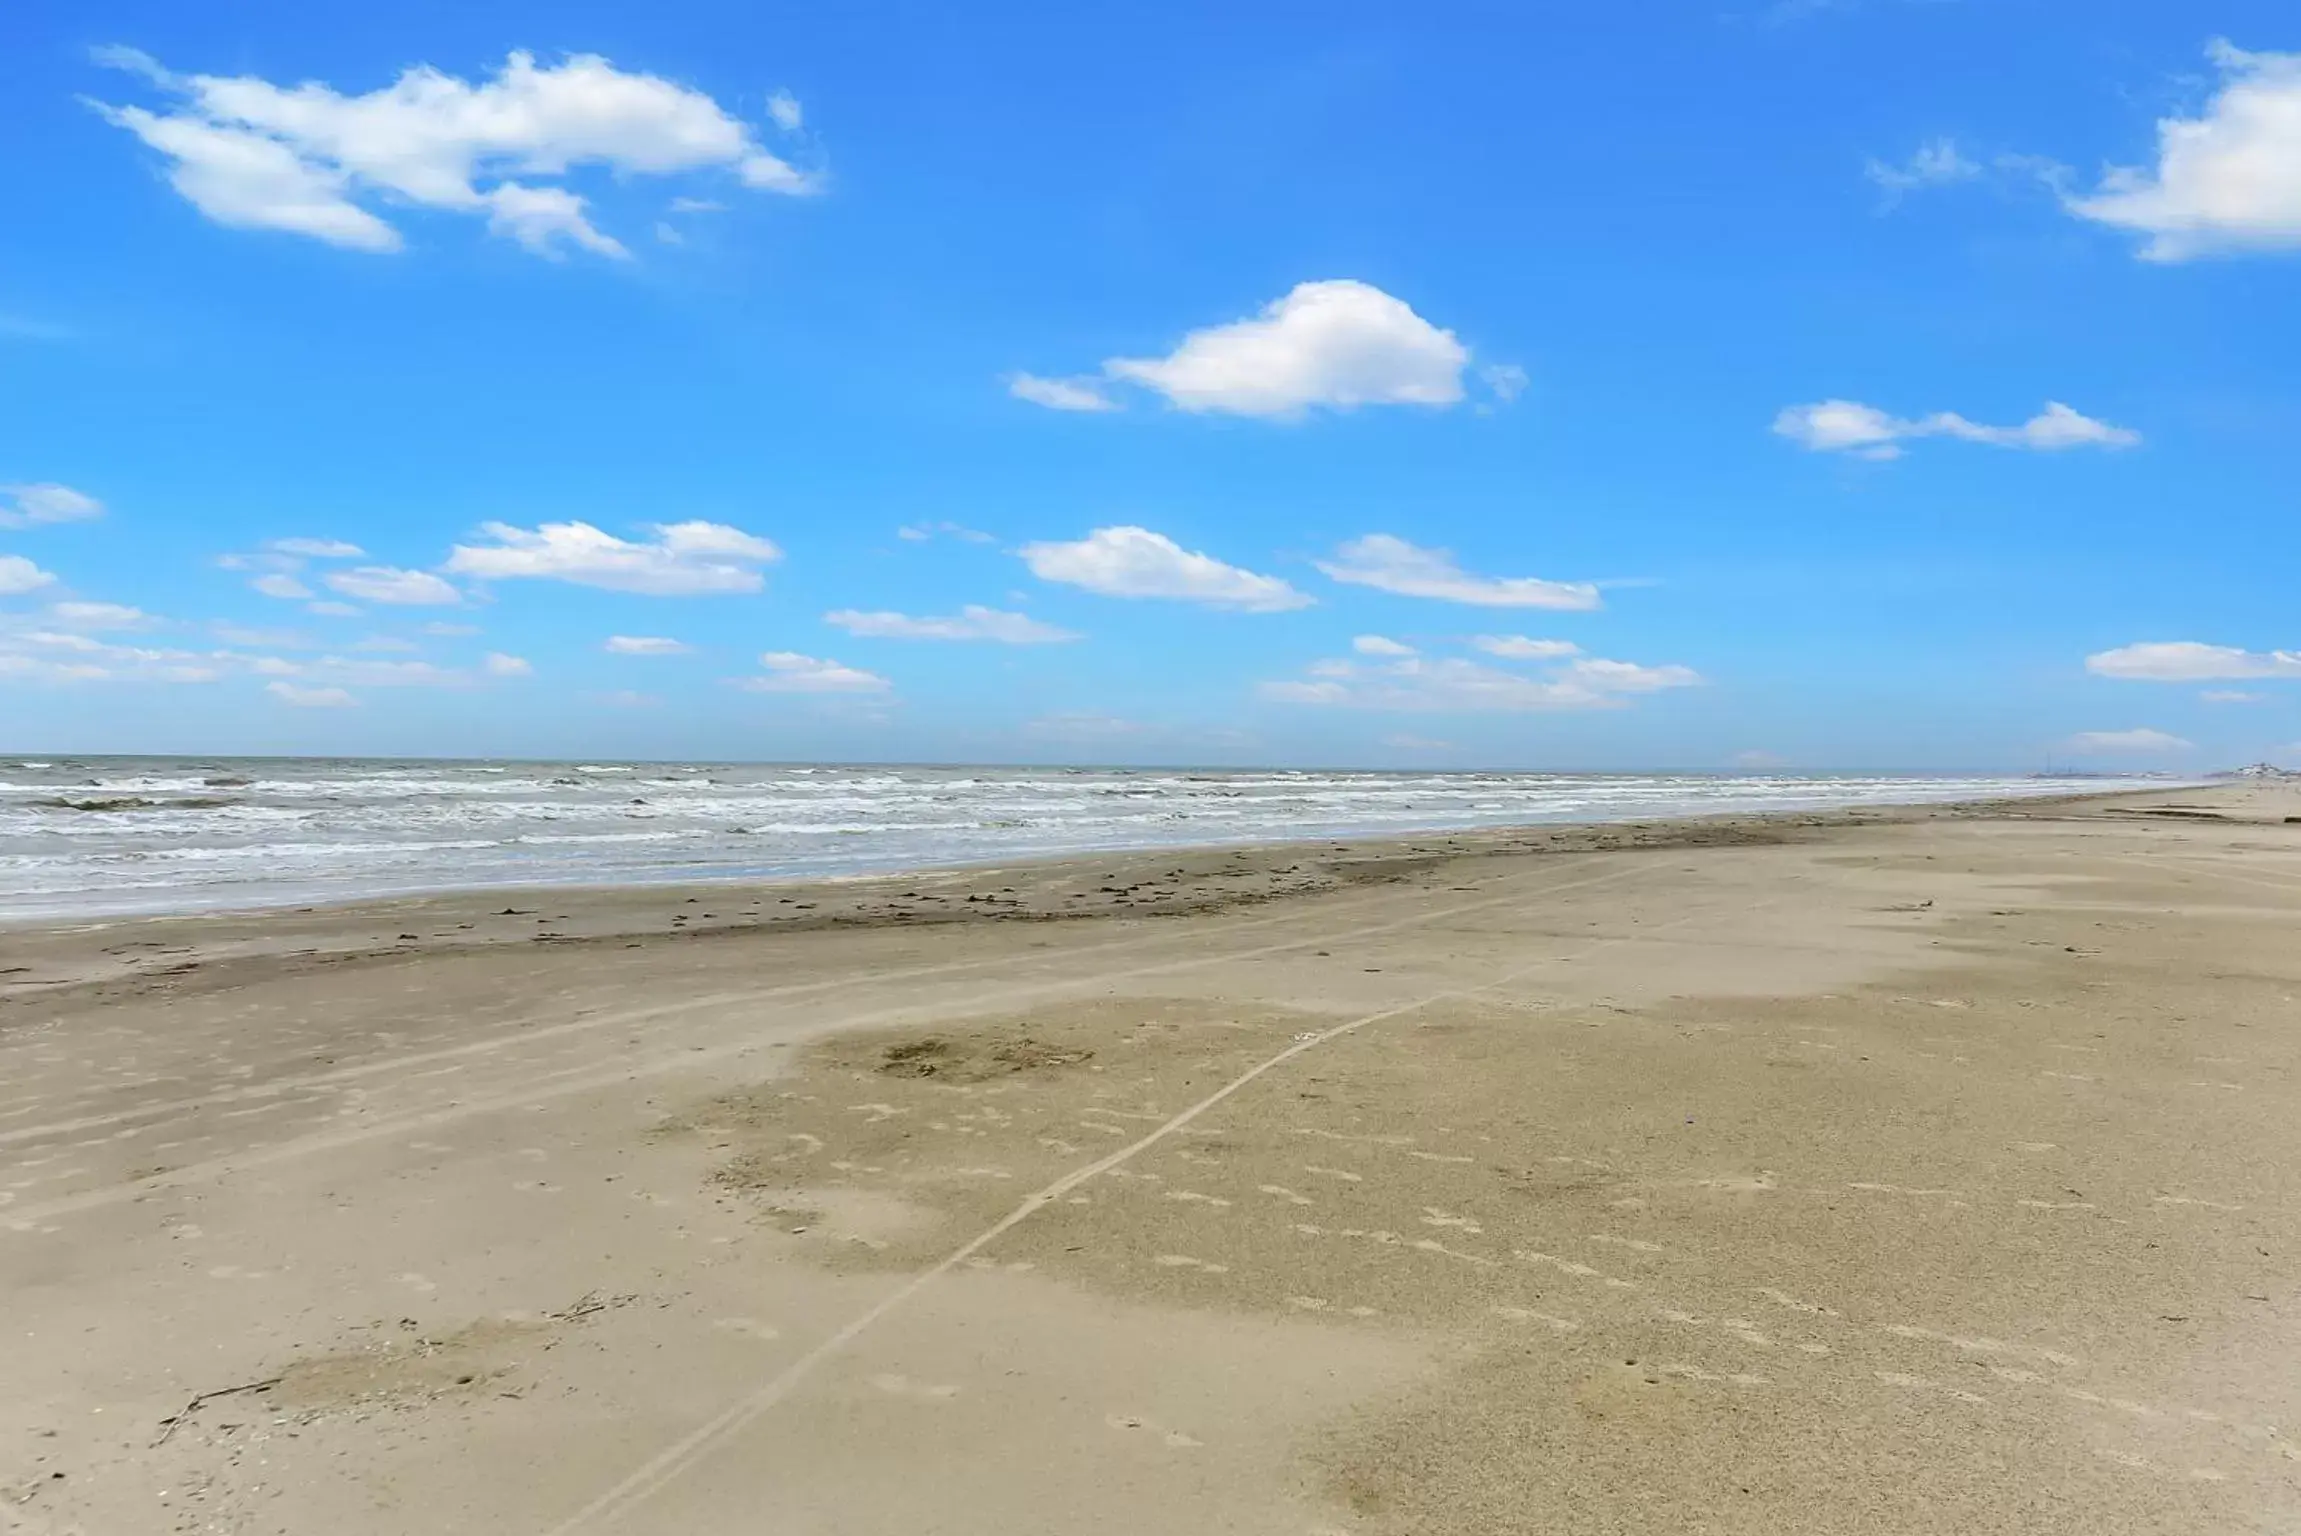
604,634,691,655
1097,280,1468,418
1473,634,1580,659
1013,280,1501,420
0,555,57,595
1262,648,1699,713
91,48,817,258
2065,727,2192,754
446,519,781,595
823,605,1079,643
267,680,357,707
2065,41,2301,260
1352,635,1416,657
1316,535,1600,611
251,571,315,600
1020,526,1311,611
0,483,104,528
737,650,891,694
2085,640,2301,681
1772,398,2139,459
483,651,532,677
1007,373,1119,412
324,565,463,606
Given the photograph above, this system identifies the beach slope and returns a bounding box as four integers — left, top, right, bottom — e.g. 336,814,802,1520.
4,782,2299,1533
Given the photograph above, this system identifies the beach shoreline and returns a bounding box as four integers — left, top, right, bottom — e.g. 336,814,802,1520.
0,781,2193,997
0,757,2165,927
5,776,2299,1534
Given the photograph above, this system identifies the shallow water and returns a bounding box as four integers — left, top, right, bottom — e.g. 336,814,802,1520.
0,756,2136,920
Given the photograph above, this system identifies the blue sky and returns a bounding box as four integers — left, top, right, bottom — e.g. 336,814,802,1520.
3,1,2297,769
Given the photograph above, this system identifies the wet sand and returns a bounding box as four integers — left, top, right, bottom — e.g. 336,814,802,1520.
4,781,2299,1533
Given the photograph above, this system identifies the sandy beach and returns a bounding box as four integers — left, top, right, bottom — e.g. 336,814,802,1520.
5,780,2300,1534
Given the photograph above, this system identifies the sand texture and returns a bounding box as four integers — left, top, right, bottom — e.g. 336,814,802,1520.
4,782,2300,1533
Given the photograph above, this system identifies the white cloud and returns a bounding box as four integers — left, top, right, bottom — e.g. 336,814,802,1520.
307,600,361,617
604,634,691,655
0,555,57,595
1262,649,1699,712
2065,727,2192,754
483,651,532,677
824,605,1079,643
1008,373,1119,412
737,650,891,694
324,565,463,606
446,519,781,595
1865,137,1980,203
1558,657,1702,693
0,483,104,528
667,195,725,214
766,90,803,133
1473,634,1581,659
2201,689,2263,704
92,48,817,258
268,681,357,707
2086,640,2301,681
1316,535,1600,611
896,520,995,544
1099,280,1469,418
48,601,154,630
1773,399,2139,458
251,571,314,600
1353,634,1417,657
266,536,363,558
2066,41,2301,260
1020,526,1311,611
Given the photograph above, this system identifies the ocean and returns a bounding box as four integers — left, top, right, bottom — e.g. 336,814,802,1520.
0,756,2125,922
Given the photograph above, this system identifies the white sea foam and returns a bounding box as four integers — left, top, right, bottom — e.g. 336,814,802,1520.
0,757,2141,921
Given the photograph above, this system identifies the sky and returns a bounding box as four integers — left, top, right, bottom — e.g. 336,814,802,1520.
2,1,2298,770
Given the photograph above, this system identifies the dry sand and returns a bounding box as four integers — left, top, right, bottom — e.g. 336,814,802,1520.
4,781,2300,1533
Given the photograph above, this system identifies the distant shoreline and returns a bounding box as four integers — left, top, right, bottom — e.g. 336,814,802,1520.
0,764,2191,928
